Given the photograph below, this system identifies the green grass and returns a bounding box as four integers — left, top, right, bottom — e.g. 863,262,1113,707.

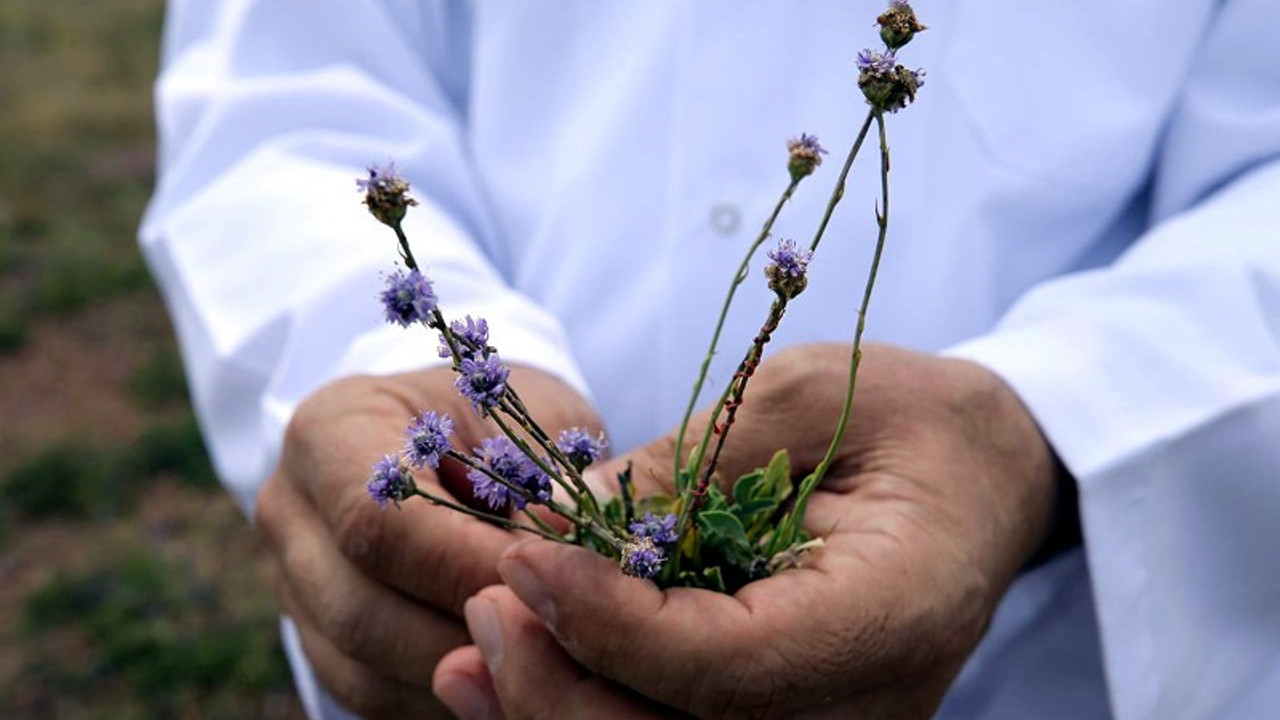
22,549,293,714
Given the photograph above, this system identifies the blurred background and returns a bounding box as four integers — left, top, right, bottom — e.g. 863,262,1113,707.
0,1,304,717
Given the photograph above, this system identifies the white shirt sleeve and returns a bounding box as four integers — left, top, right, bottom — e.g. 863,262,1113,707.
947,1,1280,717
140,0,589,516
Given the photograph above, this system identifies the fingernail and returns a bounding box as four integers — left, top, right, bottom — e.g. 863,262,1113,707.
465,598,503,675
499,555,557,628
437,674,497,720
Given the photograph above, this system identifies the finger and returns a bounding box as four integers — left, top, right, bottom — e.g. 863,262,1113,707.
432,645,506,720
257,472,473,684
278,392,517,612
496,535,897,717
437,588,673,720
276,575,451,719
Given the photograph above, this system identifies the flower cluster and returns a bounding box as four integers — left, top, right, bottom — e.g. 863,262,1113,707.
556,427,608,471
367,454,414,508
403,411,453,469
629,512,678,546
439,315,490,361
621,537,665,579
381,269,437,327
468,436,551,511
856,49,925,114
786,134,827,183
765,238,813,299
358,161,419,227
455,353,509,413
878,0,927,50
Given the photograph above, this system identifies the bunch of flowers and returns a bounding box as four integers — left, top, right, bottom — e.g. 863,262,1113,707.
360,2,926,593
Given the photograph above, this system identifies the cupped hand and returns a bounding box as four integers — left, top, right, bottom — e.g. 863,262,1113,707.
254,365,601,719
434,343,1059,719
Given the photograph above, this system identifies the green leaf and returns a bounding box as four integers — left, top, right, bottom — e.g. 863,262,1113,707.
757,449,793,505
701,565,726,593
732,469,765,507
697,510,750,549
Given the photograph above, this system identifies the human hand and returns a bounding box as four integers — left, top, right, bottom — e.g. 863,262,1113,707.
254,365,602,719
433,343,1059,719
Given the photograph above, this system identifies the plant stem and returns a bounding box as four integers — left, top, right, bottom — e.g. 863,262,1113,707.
673,178,799,490
789,112,892,536
410,488,564,543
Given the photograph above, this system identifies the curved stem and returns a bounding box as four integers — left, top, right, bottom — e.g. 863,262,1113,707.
790,112,891,535
674,179,799,490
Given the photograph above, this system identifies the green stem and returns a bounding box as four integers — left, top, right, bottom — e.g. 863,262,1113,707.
674,179,800,490
790,112,891,536
410,488,564,543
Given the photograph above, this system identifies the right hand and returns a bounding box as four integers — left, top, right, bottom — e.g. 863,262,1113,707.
254,365,602,718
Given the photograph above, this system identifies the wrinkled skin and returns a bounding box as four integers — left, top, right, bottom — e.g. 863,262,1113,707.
434,343,1058,720
254,365,602,719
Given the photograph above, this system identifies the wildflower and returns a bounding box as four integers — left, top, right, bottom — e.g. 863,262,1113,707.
556,427,608,471
403,411,453,469
468,436,551,511
877,0,927,50
455,353,509,413
856,48,897,75
367,454,414,507
438,315,490,361
381,269,437,327
765,238,813,298
621,537,666,579
857,48,925,114
629,512,678,546
786,133,827,183
357,161,418,227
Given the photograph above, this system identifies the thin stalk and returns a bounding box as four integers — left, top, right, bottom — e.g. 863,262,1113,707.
673,178,799,490
788,112,892,539
410,488,564,542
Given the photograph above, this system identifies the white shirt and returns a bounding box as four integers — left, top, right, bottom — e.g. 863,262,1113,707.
142,1,1280,718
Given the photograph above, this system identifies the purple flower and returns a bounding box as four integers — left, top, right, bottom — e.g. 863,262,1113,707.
438,315,490,360
856,48,897,75
367,454,414,508
467,436,551,511
357,161,418,226
786,133,827,182
556,427,608,470
381,269,437,327
403,411,453,469
356,161,404,194
455,353,509,412
765,238,814,299
621,537,665,580
629,512,678,546
767,238,813,279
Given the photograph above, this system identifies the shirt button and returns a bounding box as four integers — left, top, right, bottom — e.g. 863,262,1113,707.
709,203,740,235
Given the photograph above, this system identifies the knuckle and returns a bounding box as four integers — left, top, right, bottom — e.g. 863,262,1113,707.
332,490,388,565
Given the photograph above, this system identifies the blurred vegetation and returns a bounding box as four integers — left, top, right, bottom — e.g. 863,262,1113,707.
0,1,304,718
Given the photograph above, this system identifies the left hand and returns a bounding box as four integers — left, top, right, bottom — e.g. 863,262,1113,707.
432,343,1060,719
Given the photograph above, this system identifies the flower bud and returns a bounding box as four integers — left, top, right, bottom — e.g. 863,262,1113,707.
857,49,925,114
357,162,419,227
877,0,927,50
786,134,827,183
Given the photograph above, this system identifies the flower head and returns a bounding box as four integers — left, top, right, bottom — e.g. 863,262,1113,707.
786,133,827,182
439,315,490,361
629,512,678,546
620,537,666,580
403,411,453,469
367,453,414,508
467,436,551,511
877,0,927,50
455,353,509,413
381,269,437,327
764,238,814,298
857,49,925,114
556,427,608,471
357,161,418,227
